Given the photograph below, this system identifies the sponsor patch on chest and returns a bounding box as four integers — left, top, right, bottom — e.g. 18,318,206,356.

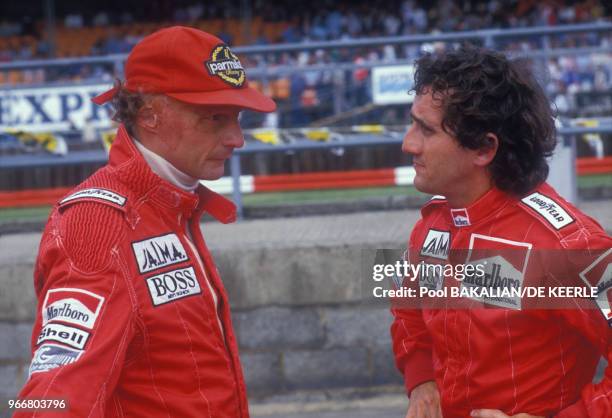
580,248,612,326
28,343,83,376
450,208,470,227
462,234,533,309
145,266,202,306
42,288,104,330
132,233,189,274
420,229,450,260
59,188,126,207
521,192,574,230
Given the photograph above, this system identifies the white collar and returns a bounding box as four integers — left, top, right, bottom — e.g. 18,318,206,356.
133,139,199,192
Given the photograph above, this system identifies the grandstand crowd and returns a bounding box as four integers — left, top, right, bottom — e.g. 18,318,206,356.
0,0,610,123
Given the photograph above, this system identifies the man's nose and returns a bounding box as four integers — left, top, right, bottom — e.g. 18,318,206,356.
402,126,421,155
226,123,245,149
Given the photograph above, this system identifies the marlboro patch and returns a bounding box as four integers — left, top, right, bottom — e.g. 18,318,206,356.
462,234,533,309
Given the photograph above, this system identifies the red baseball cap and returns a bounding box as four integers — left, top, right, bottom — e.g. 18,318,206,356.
92,26,276,112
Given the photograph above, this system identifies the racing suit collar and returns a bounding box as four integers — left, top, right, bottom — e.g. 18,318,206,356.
448,186,511,228
108,124,236,223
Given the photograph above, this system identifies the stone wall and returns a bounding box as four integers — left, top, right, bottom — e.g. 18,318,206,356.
0,210,411,416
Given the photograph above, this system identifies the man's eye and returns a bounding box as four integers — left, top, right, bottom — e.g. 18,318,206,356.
211,114,225,121
416,122,432,135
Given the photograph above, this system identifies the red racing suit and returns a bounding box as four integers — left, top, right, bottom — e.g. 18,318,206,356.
16,125,249,417
391,184,612,417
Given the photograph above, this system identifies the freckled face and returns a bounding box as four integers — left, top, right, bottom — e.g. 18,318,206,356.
157,100,244,180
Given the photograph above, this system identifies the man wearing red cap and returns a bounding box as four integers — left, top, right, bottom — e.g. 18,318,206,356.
15,26,275,417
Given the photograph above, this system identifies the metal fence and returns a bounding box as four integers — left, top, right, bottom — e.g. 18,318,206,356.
1,22,611,217
1,22,611,125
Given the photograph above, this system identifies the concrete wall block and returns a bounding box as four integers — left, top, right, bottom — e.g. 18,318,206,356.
0,323,33,361
370,344,404,385
241,352,282,395
323,307,393,349
214,246,367,309
0,265,37,321
234,307,324,350
283,348,370,389
0,364,25,398
0,233,40,266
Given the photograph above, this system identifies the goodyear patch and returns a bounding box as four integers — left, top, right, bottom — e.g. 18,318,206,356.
59,188,126,207
521,192,574,230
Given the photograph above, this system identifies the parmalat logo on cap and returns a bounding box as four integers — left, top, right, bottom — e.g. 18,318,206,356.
205,44,245,87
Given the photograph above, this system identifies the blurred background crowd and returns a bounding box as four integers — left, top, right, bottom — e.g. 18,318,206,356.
1,0,610,113
0,0,610,192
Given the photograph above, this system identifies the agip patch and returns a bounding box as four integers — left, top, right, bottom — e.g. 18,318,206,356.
205,44,245,87
28,344,83,376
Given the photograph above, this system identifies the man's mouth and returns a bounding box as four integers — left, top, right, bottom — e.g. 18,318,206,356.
413,160,425,170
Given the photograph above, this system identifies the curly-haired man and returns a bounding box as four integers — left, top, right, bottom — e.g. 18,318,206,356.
392,46,611,418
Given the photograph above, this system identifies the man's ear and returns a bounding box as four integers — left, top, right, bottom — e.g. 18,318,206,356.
136,99,159,133
474,133,498,167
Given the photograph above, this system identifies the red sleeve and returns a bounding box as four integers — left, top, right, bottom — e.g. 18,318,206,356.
390,220,436,394
555,308,612,417
555,232,612,417
14,203,137,418
391,307,436,394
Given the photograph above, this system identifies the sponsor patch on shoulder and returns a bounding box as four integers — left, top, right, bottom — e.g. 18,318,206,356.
420,229,450,260
28,343,83,376
521,192,574,230
36,323,90,349
580,248,612,326
59,188,126,207
145,266,202,306
42,288,104,330
132,233,189,274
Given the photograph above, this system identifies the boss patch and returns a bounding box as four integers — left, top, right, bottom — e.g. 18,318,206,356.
59,188,126,207
28,343,83,376
521,192,574,230
205,44,246,87
42,288,104,330
146,266,202,306
132,233,189,274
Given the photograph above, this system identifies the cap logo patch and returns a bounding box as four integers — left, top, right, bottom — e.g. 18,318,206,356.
205,44,245,87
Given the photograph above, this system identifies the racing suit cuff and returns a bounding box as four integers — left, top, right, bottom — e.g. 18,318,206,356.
403,350,436,395
555,399,588,418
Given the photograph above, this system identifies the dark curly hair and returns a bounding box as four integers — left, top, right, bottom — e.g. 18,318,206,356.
413,45,556,196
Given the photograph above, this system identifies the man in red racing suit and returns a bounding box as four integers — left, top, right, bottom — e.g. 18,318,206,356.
393,183,612,417
390,46,612,418
15,26,276,417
